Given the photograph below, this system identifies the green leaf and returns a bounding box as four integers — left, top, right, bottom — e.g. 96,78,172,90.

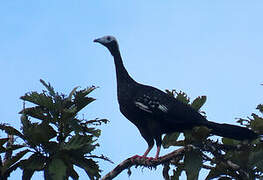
0,124,25,139
205,163,227,180
22,169,34,180
248,145,263,171
42,141,59,154
47,158,67,180
184,149,202,180
85,118,109,126
74,97,95,113
66,164,79,180
66,118,83,134
40,79,56,97
74,86,97,99
63,135,97,154
250,113,263,133
191,96,207,111
25,123,57,145
20,92,54,109
222,138,240,146
176,91,190,105
21,106,52,122
256,104,263,113
86,128,101,137
72,157,100,180
162,132,180,149
191,126,211,141
2,149,30,173
20,154,46,171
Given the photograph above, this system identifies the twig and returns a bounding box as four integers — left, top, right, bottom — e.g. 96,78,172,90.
4,135,14,163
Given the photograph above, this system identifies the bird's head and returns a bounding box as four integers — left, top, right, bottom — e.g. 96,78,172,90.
94,35,119,56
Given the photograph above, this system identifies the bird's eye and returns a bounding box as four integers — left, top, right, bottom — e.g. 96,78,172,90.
107,37,111,41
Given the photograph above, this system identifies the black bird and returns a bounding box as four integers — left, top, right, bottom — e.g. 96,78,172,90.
94,35,258,159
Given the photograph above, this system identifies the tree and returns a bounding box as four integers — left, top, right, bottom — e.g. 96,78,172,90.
0,80,110,180
102,89,263,180
1,81,263,180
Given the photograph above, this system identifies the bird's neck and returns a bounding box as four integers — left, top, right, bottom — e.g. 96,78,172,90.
113,49,135,85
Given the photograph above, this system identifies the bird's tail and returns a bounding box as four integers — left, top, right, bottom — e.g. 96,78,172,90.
205,121,258,140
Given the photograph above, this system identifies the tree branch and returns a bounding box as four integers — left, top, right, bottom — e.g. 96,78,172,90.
101,145,191,180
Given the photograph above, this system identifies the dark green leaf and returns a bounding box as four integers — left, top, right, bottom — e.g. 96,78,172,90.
25,123,57,145
256,104,263,113
75,97,95,113
222,138,240,146
20,106,52,122
47,158,67,180
184,149,202,180
250,113,263,133
66,164,79,180
205,163,227,180
2,149,30,173
63,135,96,154
176,91,190,105
248,145,263,171
22,169,34,180
20,154,45,171
42,141,59,154
0,124,25,139
40,79,56,97
162,132,180,149
191,96,207,111
65,118,83,135
74,86,97,100
86,119,109,126
191,126,211,141
72,157,100,180
20,92,54,109
85,128,101,137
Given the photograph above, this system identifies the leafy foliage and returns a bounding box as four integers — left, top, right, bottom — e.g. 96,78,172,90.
0,80,109,180
161,89,263,180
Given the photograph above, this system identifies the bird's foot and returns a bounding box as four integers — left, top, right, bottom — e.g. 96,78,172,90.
145,157,155,161
130,155,143,159
130,155,158,164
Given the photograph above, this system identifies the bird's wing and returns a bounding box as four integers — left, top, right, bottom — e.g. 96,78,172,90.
132,85,206,124
134,94,169,114
133,86,171,115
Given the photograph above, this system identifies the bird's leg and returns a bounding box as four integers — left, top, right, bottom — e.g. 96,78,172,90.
154,146,161,159
142,144,153,158
130,144,154,160
154,136,162,159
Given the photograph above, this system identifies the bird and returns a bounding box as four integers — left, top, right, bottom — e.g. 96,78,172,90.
93,35,258,159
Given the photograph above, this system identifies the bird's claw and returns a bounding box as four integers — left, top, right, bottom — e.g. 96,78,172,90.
130,155,158,164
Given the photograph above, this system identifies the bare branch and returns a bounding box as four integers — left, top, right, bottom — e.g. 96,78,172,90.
101,146,190,180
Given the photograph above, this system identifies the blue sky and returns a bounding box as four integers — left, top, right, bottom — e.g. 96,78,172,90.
1,1,263,179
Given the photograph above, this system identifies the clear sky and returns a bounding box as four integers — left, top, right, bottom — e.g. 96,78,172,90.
0,1,263,179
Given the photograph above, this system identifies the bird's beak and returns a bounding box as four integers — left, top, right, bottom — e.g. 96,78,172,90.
93,38,100,43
